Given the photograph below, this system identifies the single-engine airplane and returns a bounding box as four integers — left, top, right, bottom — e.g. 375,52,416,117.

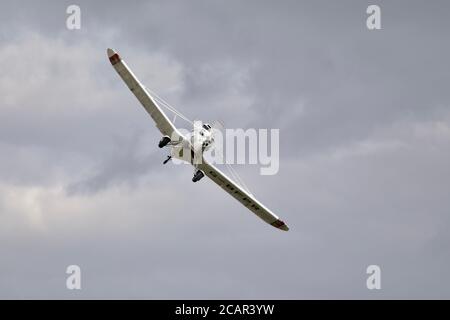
107,48,289,231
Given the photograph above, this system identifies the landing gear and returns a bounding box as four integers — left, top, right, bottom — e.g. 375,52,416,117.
192,170,205,182
163,155,172,164
158,136,171,148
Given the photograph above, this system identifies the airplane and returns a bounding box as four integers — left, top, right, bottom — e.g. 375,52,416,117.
107,48,289,231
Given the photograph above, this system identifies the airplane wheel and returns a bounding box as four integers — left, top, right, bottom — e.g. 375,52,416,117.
158,136,171,148
192,170,204,182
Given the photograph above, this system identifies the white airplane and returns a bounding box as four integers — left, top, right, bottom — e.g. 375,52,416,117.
107,48,289,231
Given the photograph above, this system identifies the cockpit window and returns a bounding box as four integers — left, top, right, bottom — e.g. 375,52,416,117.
202,124,211,130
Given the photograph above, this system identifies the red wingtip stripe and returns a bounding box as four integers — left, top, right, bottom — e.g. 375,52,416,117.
109,53,121,65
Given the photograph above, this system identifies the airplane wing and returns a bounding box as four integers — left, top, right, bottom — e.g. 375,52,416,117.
107,48,180,139
197,159,289,231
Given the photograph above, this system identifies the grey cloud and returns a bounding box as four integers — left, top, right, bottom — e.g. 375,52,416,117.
65,131,161,195
1,0,450,299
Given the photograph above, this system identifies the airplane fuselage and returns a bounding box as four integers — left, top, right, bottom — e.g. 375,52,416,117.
189,123,214,154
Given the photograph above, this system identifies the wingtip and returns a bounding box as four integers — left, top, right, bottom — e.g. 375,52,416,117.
107,48,116,58
271,219,289,231
107,48,121,65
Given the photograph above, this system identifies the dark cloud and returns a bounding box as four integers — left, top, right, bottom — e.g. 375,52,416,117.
1,0,450,298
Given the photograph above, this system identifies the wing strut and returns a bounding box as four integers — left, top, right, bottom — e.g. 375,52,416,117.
212,142,254,196
145,87,193,126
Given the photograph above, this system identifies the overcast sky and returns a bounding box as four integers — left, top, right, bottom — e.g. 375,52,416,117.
1,0,450,299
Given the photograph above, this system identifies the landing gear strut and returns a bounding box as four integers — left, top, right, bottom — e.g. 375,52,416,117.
192,170,205,182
